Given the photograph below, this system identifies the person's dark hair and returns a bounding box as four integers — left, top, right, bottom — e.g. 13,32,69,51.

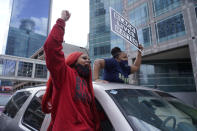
111,47,122,58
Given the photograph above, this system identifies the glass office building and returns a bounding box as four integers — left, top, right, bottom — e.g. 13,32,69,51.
89,0,125,61
5,0,52,58
89,0,197,93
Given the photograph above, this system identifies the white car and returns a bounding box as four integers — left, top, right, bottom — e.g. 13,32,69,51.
0,82,197,131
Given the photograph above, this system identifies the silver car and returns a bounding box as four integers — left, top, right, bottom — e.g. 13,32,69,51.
0,82,197,131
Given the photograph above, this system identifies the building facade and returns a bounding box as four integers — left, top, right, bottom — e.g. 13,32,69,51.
1,0,52,88
89,0,197,105
12,42,88,90
89,0,125,60
5,0,52,58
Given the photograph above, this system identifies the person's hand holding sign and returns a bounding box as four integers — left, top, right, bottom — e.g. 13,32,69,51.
138,44,144,54
130,44,143,73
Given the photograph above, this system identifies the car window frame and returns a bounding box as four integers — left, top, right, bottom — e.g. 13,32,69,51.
106,89,138,131
2,90,31,118
95,98,115,131
94,86,133,131
21,89,46,131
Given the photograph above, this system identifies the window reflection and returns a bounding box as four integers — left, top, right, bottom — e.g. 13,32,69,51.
35,64,47,78
89,0,123,60
94,45,110,56
111,33,126,52
5,0,51,57
156,13,186,43
128,0,138,5
129,3,149,27
18,62,33,77
107,89,197,131
138,27,152,47
131,26,152,51
153,0,181,16
0,58,16,77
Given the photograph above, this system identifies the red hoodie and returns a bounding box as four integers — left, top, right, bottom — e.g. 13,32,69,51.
43,18,101,131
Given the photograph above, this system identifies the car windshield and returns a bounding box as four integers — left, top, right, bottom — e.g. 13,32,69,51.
107,89,197,131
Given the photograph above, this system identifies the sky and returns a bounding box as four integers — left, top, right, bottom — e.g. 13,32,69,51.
51,0,89,47
0,0,89,54
0,0,11,54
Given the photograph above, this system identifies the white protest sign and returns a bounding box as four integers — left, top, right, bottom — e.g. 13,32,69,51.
110,7,141,51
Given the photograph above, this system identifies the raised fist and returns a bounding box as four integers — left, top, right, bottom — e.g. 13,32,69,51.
61,10,71,21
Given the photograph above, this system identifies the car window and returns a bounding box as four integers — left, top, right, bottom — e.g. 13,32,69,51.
95,99,114,131
107,89,197,131
3,91,31,118
22,90,45,131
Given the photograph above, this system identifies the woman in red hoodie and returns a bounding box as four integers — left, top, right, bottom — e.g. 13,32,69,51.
42,10,101,131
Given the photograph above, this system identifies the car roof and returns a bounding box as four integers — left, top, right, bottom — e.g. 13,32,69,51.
15,86,46,93
15,82,165,95
93,82,162,92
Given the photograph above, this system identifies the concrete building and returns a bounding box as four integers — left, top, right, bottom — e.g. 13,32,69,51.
12,43,87,90
89,0,197,106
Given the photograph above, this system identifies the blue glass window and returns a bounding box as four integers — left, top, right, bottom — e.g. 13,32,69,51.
94,45,110,56
111,33,126,52
129,3,149,27
131,26,152,51
5,0,51,57
156,13,185,43
0,58,16,77
138,27,152,48
153,0,181,16
95,8,106,16
89,0,123,61
128,0,137,5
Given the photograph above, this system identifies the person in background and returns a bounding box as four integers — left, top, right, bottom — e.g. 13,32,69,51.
93,45,143,84
42,10,101,131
